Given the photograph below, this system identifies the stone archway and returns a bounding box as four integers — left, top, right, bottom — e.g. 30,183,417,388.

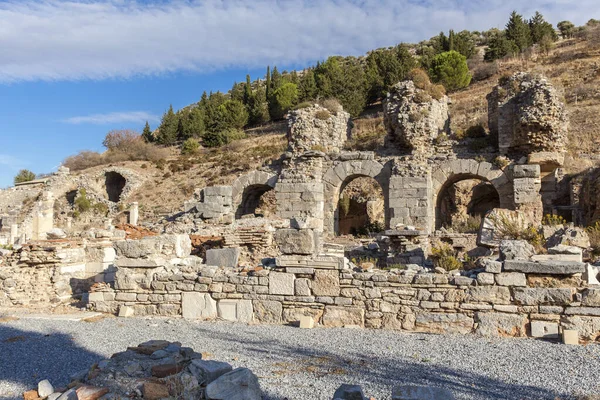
231,171,278,219
431,159,511,232
322,159,390,235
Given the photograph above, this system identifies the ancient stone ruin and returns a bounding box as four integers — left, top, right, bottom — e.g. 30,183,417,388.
1,72,600,345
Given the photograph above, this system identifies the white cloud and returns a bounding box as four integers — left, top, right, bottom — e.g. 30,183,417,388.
61,111,160,125
0,0,596,83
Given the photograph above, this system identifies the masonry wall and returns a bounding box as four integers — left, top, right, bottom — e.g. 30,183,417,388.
87,260,600,341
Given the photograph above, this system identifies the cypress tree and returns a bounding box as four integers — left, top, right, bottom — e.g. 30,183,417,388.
265,66,271,100
244,75,252,106
298,69,317,102
142,121,153,143
158,105,178,145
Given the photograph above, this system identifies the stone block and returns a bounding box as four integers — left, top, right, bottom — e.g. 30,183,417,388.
299,315,315,329
189,359,233,385
275,229,317,255
88,292,104,302
217,300,253,322
333,384,367,400
512,288,573,306
503,260,586,275
476,272,495,286
269,272,295,295
500,240,534,261
475,312,527,337
283,307,324,325
584,264,600,285
312,270,340,296
495,272,526,287
205,368,261,400
182,292,217,319
322,306,364,328
530,320,559,339
481,259,502,273
414,312,473,334
563,329,579,345
513,164,540,178
295,278,311,296
253,300,282,323
582,289,600,306
205,248,240,268
118,305,134,317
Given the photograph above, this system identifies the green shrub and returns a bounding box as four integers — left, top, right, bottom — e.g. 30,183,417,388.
452,215,482,233
315,110,331,120
431,243,462,271
74,189,91,213
203,128,246,148
319,98,343,113
429,51,472,92
181,138,200,155
408,68,431,90
13,169,36,184
92,202,109,216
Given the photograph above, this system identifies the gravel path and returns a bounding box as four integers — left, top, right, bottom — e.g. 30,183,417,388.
0,314,599,400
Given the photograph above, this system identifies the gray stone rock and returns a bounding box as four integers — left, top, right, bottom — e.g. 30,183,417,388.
268,272,295,295
47,393,61,400
46,228,67,239
205,248,240,268
547,227,591,249
499,240,534,261
205,367,261,400
494,272,526,287
332,384,367,400
392,385,455,400
189,359,233,385
503,260,585,275
56,388,77,400
512,288,573,305
38,380,54,398
275,229,317,255
475,312,528,337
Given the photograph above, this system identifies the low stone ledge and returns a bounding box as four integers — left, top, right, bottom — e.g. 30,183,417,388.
503,260,586,275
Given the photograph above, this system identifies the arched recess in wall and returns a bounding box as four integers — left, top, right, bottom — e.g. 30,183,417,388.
322,160,390,235
232,171,278,219
431,160,511,232
105,171,127,202
338,176,385,235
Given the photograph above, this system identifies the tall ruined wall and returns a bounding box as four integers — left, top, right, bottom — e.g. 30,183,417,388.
287,105,351,154
488,72,568,157
88,255,600,341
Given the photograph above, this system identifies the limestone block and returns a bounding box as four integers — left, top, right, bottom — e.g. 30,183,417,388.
103,247,116,263
495,272,526,287
562,329,579,345
299,316,315,328
513,164,540,178
312,270,340,297
476,272,495,286
467,287,511,304
182,293,217,319
294,278,311,296
217,299,253,322
275,229,318,255
530,320,559,339
474,312,527,337
584,264,600,285
88,292,104,302
252,300,282,323
283,307,324,324
205,248,240,268
322,306,364,328
503,260,585,275
268,272,295,295
512,288,573,306
581,289,600,306
500,240,535,261
414,312,473,334
189,359,233,385
205,368,261,400
118,305,134,317
481,259,502,273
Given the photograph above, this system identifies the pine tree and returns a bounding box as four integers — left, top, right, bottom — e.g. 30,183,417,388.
429,51,472,91
157,105,178,145
529,11,557,44
298,69,318,102
506,11,532,52
142,121,153,143
557,21,575,39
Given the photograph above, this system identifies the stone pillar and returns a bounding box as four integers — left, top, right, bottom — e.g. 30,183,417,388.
9,224,18,245
513,164,543,223
388,161,433,232
129,202,139,226
32,191,54,240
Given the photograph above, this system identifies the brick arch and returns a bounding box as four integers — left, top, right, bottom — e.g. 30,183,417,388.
322,160,390,235
431,159,512,232
231,171,278,215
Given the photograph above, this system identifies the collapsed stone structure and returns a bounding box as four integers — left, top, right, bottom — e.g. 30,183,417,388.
2,73,600,343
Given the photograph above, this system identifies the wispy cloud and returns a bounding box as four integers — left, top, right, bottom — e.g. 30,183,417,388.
61,111,160,125
0,154,26,172
0,0,596,83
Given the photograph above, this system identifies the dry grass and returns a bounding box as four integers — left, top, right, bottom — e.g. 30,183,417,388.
346,116,386,151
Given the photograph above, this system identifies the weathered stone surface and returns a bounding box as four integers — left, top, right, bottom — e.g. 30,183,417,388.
467,287,511,304
294,278,311,296
182,292,217,319
503,260,585,275
38,380,54,398
481,258,502,273
530,320,559,339
561,315,600,341
392,385,455,400
512,288,573,306
322,306,364,328
253,300,282,323
287,104,351,154
582,289,600,306
205,367,261,400
142,382,169,400
332,384,367,400
499,240,534,261
189,359,233,385
312,270,340,297
275,229,317,255
414,312,473,334
476,272,495,286
269,272,295,295
495,272,526,287
46,228,67,239
75,386,109,400
151,363,184,378
217,299,253,322
205,248,240,268
547,227,591,249
475,312,527,337
282,307,323,325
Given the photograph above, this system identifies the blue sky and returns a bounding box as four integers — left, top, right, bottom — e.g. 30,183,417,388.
0,0,595,188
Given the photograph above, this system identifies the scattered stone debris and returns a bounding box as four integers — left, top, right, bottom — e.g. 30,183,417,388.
22,341,262,400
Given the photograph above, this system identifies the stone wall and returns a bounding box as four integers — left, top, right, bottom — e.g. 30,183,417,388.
287,104,350,154
88,253,600,341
